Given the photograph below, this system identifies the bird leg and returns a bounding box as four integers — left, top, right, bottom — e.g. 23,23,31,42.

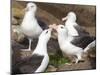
28,38,32,51
75,54,84,64
62,52,74,65
21,39,32,51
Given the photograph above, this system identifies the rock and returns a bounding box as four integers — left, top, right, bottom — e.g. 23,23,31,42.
57,56,96,71
46,65,57,72
12,17,18,25
12,40,32,58
87,47,96,58
19,65,34,74
20,51,33,59
56,47,96,71
12,40,33,67
11,1,96,73
36,2,96,27
12,40,25,51
12,7,24,19
12,25,25,43
47,38,60,55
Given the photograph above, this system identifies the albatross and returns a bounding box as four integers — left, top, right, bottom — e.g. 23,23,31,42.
21,2,48,51
52,24,95,63
62,11,89,36
12,28,52,74
62,11,96,52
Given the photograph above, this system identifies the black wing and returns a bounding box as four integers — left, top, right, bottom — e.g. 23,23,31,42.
71,36,96,49
12,54,44,74
73,25,89,36
37,17,49,30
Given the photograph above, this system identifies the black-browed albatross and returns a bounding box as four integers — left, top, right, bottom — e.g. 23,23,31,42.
52,24,95,63
12,28,52,74
62,11,89,36
62,11,96,50
21,2,48,51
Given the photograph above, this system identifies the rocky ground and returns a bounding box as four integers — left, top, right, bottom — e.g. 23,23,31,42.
11,0,96,73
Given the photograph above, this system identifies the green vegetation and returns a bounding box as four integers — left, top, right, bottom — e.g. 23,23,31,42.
49,55,69,67
45,50,70,72
49,50,70,67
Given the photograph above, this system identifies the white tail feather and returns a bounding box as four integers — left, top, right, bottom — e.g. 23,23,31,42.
84,40,96,52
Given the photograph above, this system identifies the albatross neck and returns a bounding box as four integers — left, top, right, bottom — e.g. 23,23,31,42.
58,30,73,45
65,18,76,24
34,38,48,55
58,31,68,45
23,11,36,21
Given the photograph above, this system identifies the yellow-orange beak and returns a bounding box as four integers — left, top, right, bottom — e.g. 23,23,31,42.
49,24,58,31
62,16,68,21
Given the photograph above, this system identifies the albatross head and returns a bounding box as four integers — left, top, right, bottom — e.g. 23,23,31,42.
39,28,52,42
52,24,68,36
66,12,77,22
25,2,37,12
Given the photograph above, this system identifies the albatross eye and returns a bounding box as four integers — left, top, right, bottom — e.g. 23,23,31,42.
46,31,48,34
31,6,34,8
61,26,64,29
